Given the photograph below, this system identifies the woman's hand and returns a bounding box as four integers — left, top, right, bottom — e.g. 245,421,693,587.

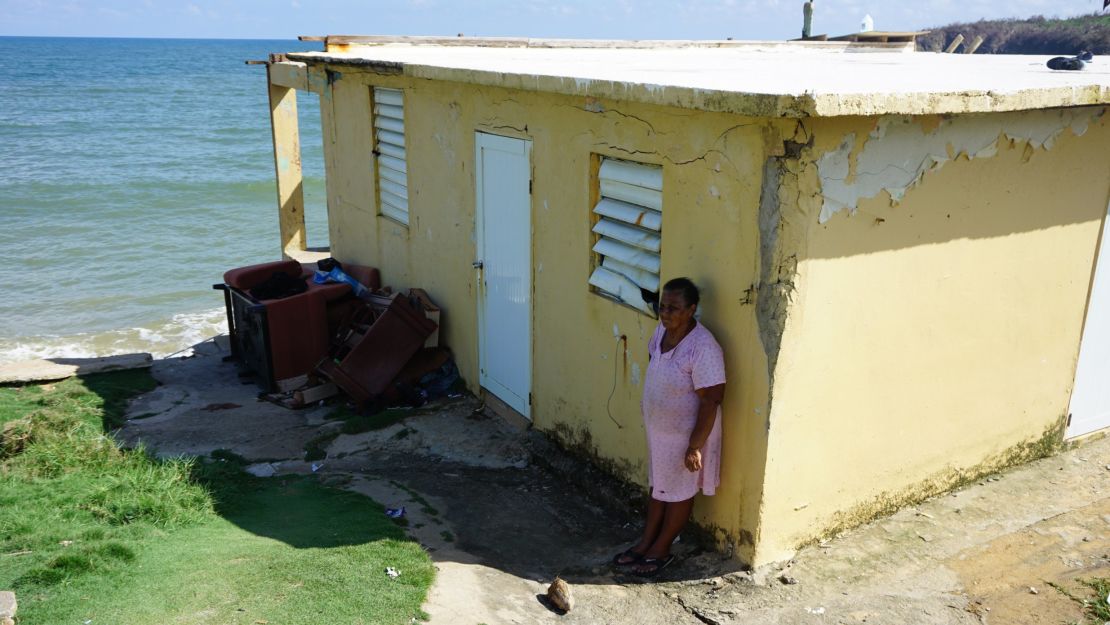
684,448,702,472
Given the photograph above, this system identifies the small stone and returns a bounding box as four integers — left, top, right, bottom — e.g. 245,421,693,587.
779,574,799,585
1029,587,1038,594
547,576,574,612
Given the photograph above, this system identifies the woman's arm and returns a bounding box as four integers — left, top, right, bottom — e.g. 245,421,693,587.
685,383,725,471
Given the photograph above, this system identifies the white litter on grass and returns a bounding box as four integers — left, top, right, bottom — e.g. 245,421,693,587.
245,463,278,478
311,463,323,473
385,567,401,579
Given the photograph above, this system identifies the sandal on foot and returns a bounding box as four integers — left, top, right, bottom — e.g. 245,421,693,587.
632,554,675,578
612,548,644,566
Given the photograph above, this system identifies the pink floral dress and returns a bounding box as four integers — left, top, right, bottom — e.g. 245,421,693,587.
642,322,726,502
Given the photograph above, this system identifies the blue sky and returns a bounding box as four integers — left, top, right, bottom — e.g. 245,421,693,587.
1,0,1105,40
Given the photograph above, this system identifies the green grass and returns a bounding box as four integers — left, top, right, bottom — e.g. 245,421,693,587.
327,404,423,435
0,371,435,624
1051,577,1110,624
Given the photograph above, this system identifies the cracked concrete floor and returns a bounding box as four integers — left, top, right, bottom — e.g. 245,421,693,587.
120,340,1110,625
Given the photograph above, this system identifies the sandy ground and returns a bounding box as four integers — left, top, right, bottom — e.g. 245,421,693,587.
119,340,1110,625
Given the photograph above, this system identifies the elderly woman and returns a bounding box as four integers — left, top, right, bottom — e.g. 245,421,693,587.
614,277,726,577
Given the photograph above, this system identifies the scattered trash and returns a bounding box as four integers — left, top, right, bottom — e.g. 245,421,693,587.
805,607,826,615
385,506,406,519
779,574,799,585
794,502,809,511
915,510,934,519
1029,586,1038,594
546,576,574,612
245,463,278,478
385,567,401,579
59,540,73,547
311,462,323,473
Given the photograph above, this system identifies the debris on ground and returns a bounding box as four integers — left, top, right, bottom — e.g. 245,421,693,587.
780,574,799,585
386,506,406,519
385,567,400,579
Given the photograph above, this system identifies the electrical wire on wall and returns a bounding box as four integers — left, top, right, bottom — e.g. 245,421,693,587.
606,334,627,429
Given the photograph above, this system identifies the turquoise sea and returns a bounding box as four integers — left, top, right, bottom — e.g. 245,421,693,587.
0,37,331,363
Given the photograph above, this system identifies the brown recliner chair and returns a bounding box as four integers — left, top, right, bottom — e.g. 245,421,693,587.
216,259,381,390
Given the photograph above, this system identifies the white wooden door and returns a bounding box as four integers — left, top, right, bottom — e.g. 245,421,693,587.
1067,200,1110,438
475,132,532,418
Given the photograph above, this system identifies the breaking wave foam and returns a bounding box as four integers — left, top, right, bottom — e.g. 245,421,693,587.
0,307,227,365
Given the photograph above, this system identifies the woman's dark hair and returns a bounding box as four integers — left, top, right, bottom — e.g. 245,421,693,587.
663,277,700,307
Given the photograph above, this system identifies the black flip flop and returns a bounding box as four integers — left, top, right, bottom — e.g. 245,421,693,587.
612,548,644,566
632,554,675,578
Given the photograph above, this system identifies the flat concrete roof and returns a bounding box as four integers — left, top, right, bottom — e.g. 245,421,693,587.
284,41,1110,118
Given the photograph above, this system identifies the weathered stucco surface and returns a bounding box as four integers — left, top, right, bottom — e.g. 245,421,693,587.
755,107,1110,564
301,62,787,562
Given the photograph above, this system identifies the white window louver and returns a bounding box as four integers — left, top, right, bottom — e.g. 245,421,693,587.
373,87,408,225
589,158,663,316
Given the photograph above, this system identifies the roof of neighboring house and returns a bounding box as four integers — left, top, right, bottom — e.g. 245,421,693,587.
283,36,1110,118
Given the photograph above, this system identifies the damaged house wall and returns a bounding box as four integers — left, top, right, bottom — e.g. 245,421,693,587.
754,107,1110,564
303,62,789,563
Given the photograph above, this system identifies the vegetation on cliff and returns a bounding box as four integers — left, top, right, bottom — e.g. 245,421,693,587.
918,12,1110,55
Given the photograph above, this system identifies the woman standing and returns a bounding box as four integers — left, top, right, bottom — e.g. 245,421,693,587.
614,277,726,577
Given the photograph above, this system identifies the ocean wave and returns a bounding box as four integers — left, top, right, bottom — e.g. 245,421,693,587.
0,308,228,365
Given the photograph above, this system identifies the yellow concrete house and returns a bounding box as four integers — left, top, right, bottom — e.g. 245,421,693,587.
258,35,1110,567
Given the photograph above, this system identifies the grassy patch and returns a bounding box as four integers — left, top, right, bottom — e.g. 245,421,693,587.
328,404,422,435
390,480,440,517
1050,577,1110,624
302,430,340,461
0,371,434,624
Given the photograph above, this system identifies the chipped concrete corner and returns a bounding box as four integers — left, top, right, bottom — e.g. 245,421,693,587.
816,106,1107,223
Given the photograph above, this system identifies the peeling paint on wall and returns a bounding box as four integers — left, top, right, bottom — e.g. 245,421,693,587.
817,107,1106,223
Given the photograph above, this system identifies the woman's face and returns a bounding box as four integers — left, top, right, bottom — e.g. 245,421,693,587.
658,289,696,332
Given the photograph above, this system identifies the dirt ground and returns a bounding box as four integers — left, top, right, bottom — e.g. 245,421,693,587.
120,339,1110,625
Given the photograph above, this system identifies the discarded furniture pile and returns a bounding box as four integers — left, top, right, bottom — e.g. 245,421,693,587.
215,258,454,411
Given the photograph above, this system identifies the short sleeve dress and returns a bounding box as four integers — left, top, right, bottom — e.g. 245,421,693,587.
642,322,726,502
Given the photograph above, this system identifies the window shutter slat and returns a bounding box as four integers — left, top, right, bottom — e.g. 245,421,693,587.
600,158,663,191
593,197,661,231
593,237,661,274
589,267,654,315
592,218,661,253
600,179,662,211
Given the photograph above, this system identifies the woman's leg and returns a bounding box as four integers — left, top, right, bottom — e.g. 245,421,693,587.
633,494,666,553
639,496,695,562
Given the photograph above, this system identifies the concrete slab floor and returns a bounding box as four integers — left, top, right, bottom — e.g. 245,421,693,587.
120,339,1110,625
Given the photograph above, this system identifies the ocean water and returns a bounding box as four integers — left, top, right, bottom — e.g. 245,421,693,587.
0,37,331,363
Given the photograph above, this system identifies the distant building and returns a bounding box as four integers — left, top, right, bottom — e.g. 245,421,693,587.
260,35,1110,566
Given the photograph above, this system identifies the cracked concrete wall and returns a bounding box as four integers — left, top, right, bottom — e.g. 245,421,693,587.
754,107,1110,565
309,63,787,563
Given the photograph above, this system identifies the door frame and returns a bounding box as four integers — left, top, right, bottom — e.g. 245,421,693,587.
1066,198,1110,439
474,131,533,419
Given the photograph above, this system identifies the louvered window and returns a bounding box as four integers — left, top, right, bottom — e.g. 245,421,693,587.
588,158,662,316
373,87,409,225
